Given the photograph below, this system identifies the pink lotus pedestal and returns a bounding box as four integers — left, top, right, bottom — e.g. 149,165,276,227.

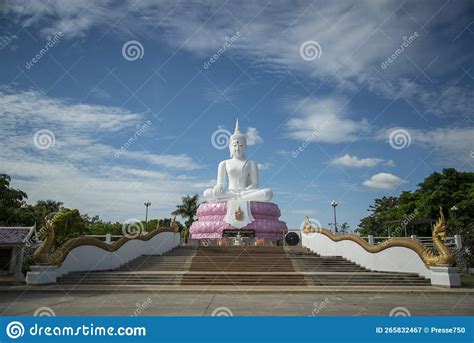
190,201,287,239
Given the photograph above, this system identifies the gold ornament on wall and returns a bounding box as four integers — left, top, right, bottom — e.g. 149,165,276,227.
235,206,244,221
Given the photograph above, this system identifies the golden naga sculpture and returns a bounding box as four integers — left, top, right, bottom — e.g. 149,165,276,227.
302,208,454,267
32,218,57,265
421,208,455,267
33,217,180,267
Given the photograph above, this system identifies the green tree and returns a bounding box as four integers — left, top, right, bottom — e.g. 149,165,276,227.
171,194,199,229
0,174,27,225
357,196,400,236
51,209,86,247
417,169,474,234
358,168,474,266
180,227,189,243
31,200,64,229
82,214,123,235
36,200,63,214
137,218,184,233
339,222,350,234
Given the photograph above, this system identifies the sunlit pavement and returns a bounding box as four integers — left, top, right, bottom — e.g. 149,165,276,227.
1,291,472,316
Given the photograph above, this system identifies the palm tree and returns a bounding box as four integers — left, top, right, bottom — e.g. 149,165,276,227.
339,222,350,234
36,200,63,213
171,194,199,229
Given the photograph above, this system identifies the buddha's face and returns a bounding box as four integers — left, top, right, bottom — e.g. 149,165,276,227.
230,138,246,159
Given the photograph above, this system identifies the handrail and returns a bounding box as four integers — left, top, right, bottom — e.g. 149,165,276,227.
85,234,123,238
359,235,460,249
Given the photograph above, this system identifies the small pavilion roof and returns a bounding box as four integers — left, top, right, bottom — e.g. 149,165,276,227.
0,226,36,245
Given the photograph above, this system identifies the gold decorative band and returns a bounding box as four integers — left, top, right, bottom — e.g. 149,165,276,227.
33,223,179,266
303,226,428,262
303,208,454,267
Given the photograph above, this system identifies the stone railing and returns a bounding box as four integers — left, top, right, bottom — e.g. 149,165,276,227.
361,235,461,249
84,234,123,244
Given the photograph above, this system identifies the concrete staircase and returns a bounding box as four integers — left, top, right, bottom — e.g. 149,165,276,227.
57,245,430,287
286,246,430,286
181,246,306,286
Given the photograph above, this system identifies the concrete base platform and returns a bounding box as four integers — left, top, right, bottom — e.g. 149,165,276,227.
1,290,472,316
0,284,472,294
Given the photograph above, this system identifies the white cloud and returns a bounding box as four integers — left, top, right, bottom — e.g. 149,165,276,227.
363,173,407,190
377,126,474,164
0,88,139,132
0,89,207,221
90,87,112,100
2,157,210,221
341,182,364,192
122,151,201,170
412,127,474,153
3,1,473,220
2,0,120,38
331,154,383,168
285,97,367,143
0,89,202,170
246,127,263,145
257,162,271,170
275,150,294,158
288,208,319,217
4,1,472,117
373,78,474,118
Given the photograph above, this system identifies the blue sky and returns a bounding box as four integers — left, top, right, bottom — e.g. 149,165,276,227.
1,0,473,231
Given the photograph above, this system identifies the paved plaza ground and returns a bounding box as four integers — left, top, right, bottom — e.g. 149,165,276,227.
1,290,473,316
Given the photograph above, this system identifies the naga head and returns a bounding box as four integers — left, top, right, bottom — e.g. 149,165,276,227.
303,216,312,233
170,216,179,232
433,207,446,241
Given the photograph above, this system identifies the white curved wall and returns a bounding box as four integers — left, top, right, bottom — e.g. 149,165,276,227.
302,232,430,277
56,232,179,277
27,232,180,284
301,232,460,287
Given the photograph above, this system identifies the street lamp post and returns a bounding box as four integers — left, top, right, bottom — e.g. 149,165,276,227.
450,205,459,233
331,200,338,233
144,200,152,233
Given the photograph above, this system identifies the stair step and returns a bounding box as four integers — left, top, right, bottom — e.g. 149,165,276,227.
58,246,430,287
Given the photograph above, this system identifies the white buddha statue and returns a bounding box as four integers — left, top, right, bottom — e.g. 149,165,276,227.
204,119,273,202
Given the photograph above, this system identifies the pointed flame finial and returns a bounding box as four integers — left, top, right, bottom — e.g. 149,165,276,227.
234,118,241,134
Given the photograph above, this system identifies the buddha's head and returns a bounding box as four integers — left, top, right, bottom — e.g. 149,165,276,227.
229,118,247,159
